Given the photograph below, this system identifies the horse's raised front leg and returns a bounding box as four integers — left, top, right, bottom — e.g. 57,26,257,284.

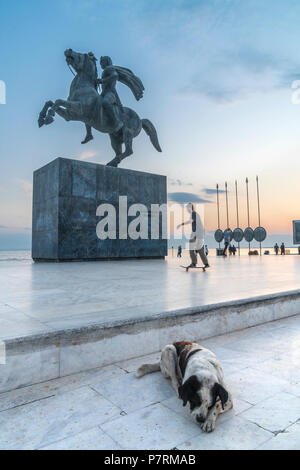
54,99,82,115
38,101,54,127
54,105,72,122
44,99,82,125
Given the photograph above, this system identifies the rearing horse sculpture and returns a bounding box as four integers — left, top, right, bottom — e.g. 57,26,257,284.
38,49,162,167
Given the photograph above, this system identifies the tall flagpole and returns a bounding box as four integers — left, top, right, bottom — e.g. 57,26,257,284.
246,177,250,254
216,184,220,250
235,180,240,256
225,182,229,228
256,175,262,256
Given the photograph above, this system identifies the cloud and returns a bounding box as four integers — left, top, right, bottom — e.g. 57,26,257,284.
181,47,300,104
79,150,98,161
17,179,33,195
0,225,31,231
137,1,300,104
168,192,212,204
169,178,193,187
202,188,226,195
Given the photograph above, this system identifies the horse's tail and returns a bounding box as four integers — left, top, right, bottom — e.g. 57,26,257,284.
142,119,162,153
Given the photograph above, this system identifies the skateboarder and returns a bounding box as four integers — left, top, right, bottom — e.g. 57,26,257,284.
177,203,209,269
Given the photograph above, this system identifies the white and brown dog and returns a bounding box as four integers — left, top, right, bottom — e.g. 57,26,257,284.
136,341,233,432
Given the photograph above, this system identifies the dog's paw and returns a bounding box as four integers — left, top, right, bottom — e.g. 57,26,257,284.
201,418,216,433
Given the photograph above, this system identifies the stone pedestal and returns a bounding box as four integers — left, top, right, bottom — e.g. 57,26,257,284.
32,158,167,261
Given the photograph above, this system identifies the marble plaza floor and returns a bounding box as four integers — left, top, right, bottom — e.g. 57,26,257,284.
1,253,300,341
1,313,300,450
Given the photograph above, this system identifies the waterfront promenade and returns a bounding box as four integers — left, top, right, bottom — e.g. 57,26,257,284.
1,253,300,340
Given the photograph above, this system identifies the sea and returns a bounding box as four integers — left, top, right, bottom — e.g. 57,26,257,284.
0,250,32,262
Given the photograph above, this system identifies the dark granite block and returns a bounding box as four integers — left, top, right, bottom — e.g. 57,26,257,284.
33,160,59,205
32,198,59,233
72,160,97,198
32,230,58,260
59,158,72,197
32,157,167,261
96,238,120,258
71,197,97,230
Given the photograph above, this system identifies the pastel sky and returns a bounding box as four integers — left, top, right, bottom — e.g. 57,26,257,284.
1,0,300,249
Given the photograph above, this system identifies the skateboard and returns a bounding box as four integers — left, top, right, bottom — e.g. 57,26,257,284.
180,265,206,272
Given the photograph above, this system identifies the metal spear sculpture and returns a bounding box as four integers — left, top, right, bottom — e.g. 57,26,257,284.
225,182,229,229
214,184,224,248
244,177,254,254
224,182,233,243
233,180,244,256
254,175,267,255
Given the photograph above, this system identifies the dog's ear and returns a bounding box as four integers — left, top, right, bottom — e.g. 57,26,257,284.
178,375,200,407
212,383,228,410
178,385,186,406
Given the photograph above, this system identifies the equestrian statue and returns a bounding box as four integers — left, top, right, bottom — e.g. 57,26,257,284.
38,49,162,167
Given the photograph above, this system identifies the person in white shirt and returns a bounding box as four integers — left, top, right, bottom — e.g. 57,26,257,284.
177,203,209,268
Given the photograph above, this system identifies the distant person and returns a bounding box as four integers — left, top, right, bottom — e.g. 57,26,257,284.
274,243,279,255
177,245,182,258
231,244,237,256
223,228,232,257
280,242,285,255
177,203,209,269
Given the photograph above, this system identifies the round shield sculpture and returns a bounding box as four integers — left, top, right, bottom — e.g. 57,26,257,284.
244,227,254,242
214,229,224,243
233,228,244,243
254,226,267,242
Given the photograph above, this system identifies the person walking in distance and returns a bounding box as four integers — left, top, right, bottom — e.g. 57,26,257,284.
177,203,209,269
274,243,279,255
280,242,285,255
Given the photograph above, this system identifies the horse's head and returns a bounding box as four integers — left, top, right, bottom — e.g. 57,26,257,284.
64,49,97,83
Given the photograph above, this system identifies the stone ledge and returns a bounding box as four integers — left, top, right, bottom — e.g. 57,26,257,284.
5,288,300,349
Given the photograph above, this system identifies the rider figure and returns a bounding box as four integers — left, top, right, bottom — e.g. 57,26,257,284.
82,55,123,144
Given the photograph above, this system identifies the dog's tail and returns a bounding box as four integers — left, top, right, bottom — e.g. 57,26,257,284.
136,362,160,378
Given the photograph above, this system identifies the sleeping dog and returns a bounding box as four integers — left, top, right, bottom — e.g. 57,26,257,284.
136,341,233,432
